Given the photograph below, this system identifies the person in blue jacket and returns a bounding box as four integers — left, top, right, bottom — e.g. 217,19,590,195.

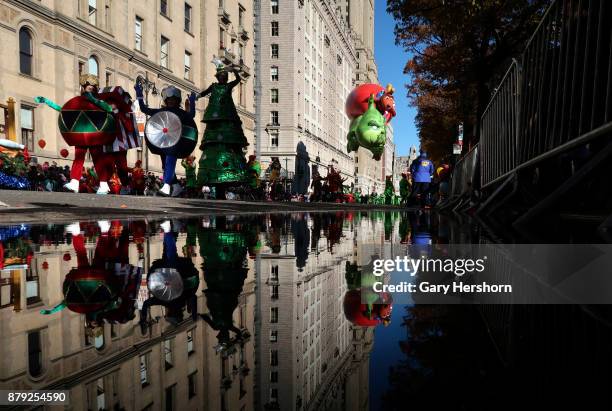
409,149,434,207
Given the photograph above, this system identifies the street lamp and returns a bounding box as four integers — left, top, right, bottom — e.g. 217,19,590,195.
136,74,158,173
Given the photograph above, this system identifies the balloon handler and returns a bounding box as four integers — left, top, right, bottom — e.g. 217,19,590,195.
135,82,198,197
196,60,249,199
36,74,120,194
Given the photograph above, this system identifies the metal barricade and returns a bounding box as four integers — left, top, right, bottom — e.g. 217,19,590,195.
480,62,520,187
451,145,479,197
478,0,612,189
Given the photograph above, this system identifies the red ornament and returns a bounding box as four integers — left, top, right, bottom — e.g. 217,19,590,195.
38,139,47,149
23,147,31,164
63,253,71,261
60,148,69,158
42,261,49,270
222,161,229,167
162,127,169,133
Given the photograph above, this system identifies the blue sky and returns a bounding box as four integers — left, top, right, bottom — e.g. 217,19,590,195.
374,1,419,156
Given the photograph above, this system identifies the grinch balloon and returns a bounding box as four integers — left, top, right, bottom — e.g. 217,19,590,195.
345,83,396,160
346,95,387,160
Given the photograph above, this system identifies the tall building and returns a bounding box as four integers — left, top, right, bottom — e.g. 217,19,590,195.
254,213,380,411
254,0,357,190
393,146,417,190
0,0,255,177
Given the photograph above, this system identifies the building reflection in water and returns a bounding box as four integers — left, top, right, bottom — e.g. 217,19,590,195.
0,212,396,411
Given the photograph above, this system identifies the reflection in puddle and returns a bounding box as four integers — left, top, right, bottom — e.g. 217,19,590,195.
0,212,610,410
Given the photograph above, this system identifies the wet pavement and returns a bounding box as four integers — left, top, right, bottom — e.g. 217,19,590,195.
0,211,610,410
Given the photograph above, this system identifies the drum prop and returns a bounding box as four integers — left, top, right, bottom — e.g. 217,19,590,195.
145,111,182,149
147,268,184,302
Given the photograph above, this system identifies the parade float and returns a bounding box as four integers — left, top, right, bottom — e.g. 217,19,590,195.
345,83,396,161
197,60,249,198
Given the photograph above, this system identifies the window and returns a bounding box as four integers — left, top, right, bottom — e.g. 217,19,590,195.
270,330,278,342
184,51,191,80
135,16,143,51
270,388,278,401
88,56,99,77
270,89,279,103
270,66,278,81
270,285,279,299
96,378,105,411
270,265,279,281
140,354,149,386
188,372,197,398
271,21,279,36
160,0,169,16
238,5,245,27
270,111,279,126
187,330,194,354
270,307,278,323
78,61,85,77
184,3,192,32
219,27,225,48
270,371,278,383
19,28,33,76
165,385,175,411
164,339,173,370
25,268,40,305
271,44,279,59
270,350,278,366
28,330,43,377
271,0,278,14
20,106,34,152
270,130,279,147
105,72,112,86
160,36,169,68
88,0,97,25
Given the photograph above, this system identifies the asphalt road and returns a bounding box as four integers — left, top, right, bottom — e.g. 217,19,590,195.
0,190,407,224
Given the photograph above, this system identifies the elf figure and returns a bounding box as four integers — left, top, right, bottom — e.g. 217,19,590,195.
384,175,394,205
35,74,117,194
181,155,197,197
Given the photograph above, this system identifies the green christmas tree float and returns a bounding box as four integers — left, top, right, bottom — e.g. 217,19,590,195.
197,60,249,198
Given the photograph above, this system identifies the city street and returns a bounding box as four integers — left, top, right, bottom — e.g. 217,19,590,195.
0,189,404,223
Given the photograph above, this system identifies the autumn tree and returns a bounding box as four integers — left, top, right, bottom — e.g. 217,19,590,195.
388,0,551,160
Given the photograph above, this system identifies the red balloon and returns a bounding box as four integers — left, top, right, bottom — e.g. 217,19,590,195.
60,148,69,158
63,253,71,261
38,139,46,149
345,83,384,119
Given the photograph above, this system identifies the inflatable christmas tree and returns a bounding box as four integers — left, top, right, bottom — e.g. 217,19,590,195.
197,61,248,198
